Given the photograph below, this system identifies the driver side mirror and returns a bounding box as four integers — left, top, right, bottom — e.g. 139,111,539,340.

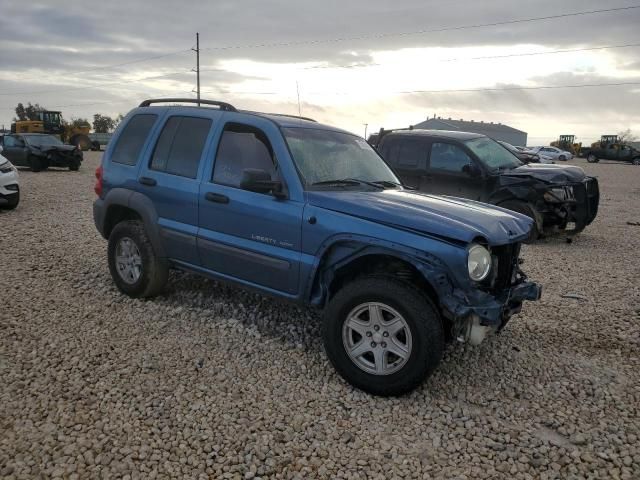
240,169,286,199
462,163,481,177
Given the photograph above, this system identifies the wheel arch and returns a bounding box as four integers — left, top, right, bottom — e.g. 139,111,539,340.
100,189,167,258
307,237,455,313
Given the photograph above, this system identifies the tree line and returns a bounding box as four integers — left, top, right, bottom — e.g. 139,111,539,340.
13,102,124,133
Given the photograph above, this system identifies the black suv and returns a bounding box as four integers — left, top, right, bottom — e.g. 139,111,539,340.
0,133,83,172
373,129,599,239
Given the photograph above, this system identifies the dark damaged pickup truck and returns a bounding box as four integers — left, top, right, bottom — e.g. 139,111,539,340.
373,129,599,239
0,133,83,172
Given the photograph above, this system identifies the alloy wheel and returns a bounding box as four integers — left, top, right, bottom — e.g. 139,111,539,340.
342,302,413,376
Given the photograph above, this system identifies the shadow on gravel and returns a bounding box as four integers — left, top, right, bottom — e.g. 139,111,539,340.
157,271,325,352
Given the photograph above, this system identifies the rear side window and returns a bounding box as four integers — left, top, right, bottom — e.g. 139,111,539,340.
111,114,157,166
398,139,426,168
150,116,212,178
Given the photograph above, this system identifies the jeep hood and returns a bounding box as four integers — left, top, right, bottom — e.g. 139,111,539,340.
307,190,533,245
502,163,585,184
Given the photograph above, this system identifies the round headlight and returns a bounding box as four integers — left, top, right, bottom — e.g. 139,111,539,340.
468,244,492,282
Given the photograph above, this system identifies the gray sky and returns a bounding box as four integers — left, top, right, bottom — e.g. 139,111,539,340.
1,0,639,144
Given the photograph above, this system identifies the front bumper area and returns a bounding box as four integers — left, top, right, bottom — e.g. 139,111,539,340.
441,279,542,344
540,177,599,234
0,165,20,205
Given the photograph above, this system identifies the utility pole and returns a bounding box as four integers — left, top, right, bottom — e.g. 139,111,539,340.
296,81,302,117
192,32,201,106
363,123,368,139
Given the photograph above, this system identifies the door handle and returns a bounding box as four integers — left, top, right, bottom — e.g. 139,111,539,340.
138,177,157,186
205,192,229,204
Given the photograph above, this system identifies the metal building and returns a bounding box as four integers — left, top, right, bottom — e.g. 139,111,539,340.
412,116,528,147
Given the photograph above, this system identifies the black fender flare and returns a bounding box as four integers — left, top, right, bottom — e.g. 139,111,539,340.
99,189,167,258
305,234,458,308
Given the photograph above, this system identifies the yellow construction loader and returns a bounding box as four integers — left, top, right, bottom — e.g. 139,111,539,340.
11,111,92,150
551,135,582,157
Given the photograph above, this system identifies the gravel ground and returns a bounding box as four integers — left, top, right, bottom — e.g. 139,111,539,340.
1,153,639,479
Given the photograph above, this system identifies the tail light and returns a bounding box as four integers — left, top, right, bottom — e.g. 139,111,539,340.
94,165,103,197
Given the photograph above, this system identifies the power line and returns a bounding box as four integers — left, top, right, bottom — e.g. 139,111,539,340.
1,91,194,112
14,49,192,83
202,5,640,51
305,42,640,70
201,81,640,96
394,81,640,95
0,70,192,96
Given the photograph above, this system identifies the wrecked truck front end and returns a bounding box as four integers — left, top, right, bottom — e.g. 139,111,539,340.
497,164,600,235
36,145,83,169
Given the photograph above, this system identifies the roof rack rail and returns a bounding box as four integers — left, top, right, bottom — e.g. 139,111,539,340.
266,112,317,123
138,98,237,112
241,110,317,123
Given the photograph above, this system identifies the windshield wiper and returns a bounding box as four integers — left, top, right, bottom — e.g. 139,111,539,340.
370,180,404,189
311,178,384,189
311,179,362,187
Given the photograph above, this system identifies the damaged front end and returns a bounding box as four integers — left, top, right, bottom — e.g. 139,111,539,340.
537,177,599,234
34,145,83,169
497,165,600,235
440,243,542,345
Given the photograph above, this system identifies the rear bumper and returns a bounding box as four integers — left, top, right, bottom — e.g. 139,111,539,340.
93,198,107,238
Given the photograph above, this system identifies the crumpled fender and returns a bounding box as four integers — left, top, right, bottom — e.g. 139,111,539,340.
306,234,457,308
307,234,541,331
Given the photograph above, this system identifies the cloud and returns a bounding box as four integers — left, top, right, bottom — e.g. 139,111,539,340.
0,0,638,140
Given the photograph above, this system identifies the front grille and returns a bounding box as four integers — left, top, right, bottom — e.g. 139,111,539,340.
490,244,520,292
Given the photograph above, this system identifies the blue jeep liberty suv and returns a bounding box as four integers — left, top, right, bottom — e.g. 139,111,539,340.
93,98,541,396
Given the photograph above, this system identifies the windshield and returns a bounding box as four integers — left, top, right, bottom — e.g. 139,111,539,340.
282,128,400,188
465,137,522,171
24,135,64,147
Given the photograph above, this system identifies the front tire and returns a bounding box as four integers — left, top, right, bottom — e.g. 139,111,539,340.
107,220,168,298
1,191,19,210
29,156,46,172
586,153,599,163
500,200,541,242
322,276,444,396
632,157,640,166
558,155,567,161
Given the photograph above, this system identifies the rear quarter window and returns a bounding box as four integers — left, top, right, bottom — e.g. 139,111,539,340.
111,114,158,166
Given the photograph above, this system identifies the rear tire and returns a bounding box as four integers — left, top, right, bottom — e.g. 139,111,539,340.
499,200,541,242
586,153,599,163
632,157,640,166
322,276,444,396
69,158,81,171
107,220,168,298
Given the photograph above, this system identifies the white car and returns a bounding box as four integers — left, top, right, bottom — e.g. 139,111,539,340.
528,146,573,161
0,149,20,210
